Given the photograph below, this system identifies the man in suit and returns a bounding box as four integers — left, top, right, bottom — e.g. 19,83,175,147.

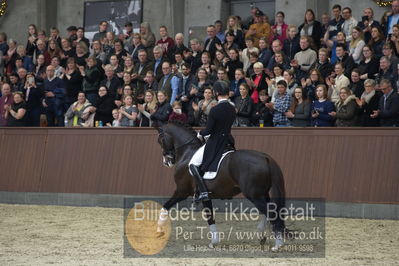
371,79,399,127
203,25,222,61
188,81,236,202
132,49,154,93
152,46,166,82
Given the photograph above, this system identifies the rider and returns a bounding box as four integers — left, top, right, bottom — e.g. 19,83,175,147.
188,81,236,202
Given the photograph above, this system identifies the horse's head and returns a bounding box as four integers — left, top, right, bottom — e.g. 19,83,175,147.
157,126,176,168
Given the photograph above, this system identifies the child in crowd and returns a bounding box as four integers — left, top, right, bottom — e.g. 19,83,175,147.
168,101,187,122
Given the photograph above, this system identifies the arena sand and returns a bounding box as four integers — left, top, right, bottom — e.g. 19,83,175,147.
0,203,398,266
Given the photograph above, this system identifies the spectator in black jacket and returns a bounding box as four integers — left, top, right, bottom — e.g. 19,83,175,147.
61,58,82,106
358,45,379,80
167,33,189,64
252,89,274,127
203,25,222,61
335,43,356,78
371,79,399,127
377,56,398,91
234,83,254,127
226,48,243,81
100,64,121,98
349,69,364,98
298,9,322,49
356,79,381,126
88,86,116,125
357,8,380,44
23,73,43,126
128,33,145,65
150,90,172,127
283,25,300,61
314,48,333,81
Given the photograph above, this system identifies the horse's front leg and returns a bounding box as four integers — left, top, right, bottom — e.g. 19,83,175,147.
157,190,188,234
202,200,220,248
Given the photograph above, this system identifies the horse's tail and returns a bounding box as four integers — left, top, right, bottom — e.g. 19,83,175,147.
267,156,286,231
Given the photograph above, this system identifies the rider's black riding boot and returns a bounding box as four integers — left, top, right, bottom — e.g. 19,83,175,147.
189,165,210,202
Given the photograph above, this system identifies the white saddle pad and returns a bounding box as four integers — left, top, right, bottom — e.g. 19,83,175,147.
203,151,235,180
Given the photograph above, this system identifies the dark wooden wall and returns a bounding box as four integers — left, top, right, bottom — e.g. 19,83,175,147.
0,128,398,204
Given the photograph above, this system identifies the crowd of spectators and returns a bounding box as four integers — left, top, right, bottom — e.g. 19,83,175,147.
0,1,399,127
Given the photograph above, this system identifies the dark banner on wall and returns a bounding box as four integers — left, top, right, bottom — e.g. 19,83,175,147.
83,0,143,40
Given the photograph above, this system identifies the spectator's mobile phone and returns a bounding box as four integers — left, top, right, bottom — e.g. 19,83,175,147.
362,16,369,22
28,77,35,84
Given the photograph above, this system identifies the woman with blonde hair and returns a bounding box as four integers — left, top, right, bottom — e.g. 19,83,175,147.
138,90,158,127
349,26,365,64
225,16,244,49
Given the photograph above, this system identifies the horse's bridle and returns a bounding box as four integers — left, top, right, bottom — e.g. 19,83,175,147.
159,129,199,161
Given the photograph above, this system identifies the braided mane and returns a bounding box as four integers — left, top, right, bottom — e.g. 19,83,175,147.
166,120,198,138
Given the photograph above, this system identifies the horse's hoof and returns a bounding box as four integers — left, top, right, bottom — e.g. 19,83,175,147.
271,244,283,252
156,232,165,238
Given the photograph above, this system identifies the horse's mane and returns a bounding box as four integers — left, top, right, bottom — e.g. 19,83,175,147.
166,120,198,137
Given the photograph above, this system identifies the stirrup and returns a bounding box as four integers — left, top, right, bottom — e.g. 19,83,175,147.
193,192,210,203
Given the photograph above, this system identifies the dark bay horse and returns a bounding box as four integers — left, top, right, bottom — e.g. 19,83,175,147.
156,121,286,250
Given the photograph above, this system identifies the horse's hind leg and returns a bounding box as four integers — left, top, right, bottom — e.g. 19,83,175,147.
202,200,220,248
248,197,284,251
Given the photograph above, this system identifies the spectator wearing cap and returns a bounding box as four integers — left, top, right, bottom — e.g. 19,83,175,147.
245,10,272,48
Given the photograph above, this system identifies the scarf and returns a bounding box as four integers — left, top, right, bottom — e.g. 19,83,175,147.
361,89,375,104
303,21,314,36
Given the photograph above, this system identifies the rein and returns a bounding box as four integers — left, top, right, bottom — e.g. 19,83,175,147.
174,136,200,151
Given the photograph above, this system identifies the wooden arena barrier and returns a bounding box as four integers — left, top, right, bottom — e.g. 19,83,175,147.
0,128,398,204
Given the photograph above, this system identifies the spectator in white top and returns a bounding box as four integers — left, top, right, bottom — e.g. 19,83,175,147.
342,7,358,42
349,27,366,64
